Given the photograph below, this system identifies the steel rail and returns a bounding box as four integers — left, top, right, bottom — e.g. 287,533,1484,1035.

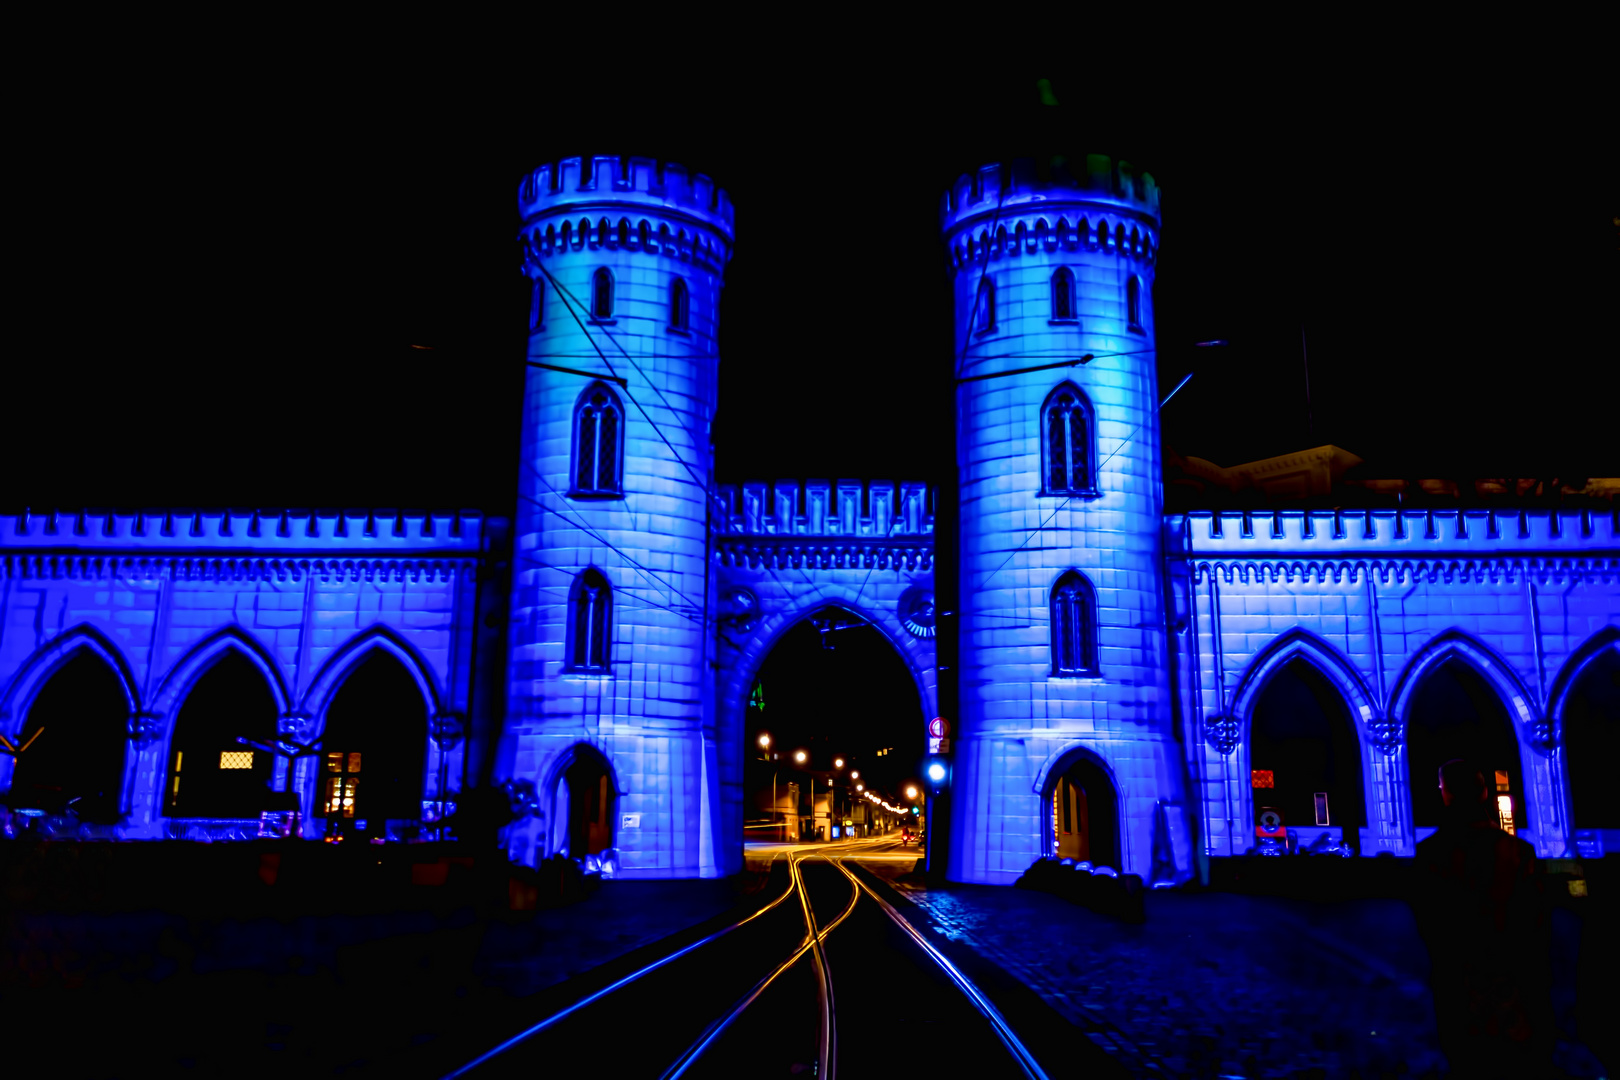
829,855,1053,1080
440,856,801,1079
660,847,862,1080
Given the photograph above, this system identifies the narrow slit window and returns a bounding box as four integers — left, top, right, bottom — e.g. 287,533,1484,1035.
592,268,614,318
529,278,544,332
976,277,995,333
1127,275,1142,329
671,277,689,329
1052,267,1074,319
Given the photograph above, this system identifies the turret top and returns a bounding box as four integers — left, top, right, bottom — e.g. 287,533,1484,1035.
519,156,735,242
940,155,1159,236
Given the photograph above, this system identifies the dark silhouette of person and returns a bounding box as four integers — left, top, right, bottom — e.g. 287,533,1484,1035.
1411,758,1556,1078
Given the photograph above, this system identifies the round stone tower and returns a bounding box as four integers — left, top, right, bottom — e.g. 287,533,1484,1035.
504,156,733,877
942,156,1181,884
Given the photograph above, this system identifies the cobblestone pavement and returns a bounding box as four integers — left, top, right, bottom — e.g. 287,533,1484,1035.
852,860,1608,1080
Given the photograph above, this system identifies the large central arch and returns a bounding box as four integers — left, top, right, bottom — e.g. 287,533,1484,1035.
716,579,937,871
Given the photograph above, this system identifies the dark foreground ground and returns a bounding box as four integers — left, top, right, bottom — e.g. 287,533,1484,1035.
3,839,1614,1079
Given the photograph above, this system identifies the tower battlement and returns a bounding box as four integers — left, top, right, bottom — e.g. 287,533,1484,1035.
715,480,935,538
518,156,735,242
940,155,1160,238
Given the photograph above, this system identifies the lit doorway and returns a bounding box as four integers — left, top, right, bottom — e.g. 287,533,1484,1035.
317,652,428,834
1046,752,1120,869
551,746,615,862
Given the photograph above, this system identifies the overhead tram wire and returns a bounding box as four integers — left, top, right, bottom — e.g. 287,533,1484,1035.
516,554,706,624
970,368,1198,597
537,264,819,594
518,474,706,618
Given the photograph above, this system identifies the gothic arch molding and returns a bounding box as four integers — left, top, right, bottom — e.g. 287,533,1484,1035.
1229,627,1381,741
1545,625,1620,742
300,624,443,733
1389,628,1543,743
1030,740,1123,800
0,623,141,736
148,625,292,724
717,582,938,740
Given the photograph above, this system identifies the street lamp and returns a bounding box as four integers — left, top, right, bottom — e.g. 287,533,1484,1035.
794,750,807,764
905,785,919,800
834,757,844,769
758,733,771,749
849,770,858,780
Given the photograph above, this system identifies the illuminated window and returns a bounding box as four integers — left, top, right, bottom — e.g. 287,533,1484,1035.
670,277,689,330
569,568,612,672
573,382,623,495
1042,383,1093,495
528,277,544,333
976,277,995,333
219,751,254,770
323,749,362,819
1252,770,1275,788
1051,267,1075,320
1126,275,1142,330
592,267,614,318
1050,570,1098,676
1495,771,1516,833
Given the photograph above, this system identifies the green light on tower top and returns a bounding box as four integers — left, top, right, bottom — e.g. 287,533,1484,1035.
749,679,765,712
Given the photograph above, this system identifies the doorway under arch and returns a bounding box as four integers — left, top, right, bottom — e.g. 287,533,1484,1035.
6,650,129,820
1044,750,1121,869
165,651,279,819
1248,657,1366,846
549,745,616,863
1405,657,1525,831
317,651,429,830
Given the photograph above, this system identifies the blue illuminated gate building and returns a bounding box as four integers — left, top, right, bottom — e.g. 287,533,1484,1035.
2,155,1616,881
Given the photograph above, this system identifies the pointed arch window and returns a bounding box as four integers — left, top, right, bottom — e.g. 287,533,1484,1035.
1051,267,1075,321
573,382,623,496
592,268,614,319
1126,275,1142,331
670,277,689,330
1042,383,1094,495
568,568,612,672
1051,570,1098,677
975,277,995,334
528,277,545,333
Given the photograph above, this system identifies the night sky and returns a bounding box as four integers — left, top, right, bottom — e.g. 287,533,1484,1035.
7,60,1615,518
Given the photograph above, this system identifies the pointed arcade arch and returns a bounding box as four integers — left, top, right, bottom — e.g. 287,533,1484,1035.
1547,627,1620,832
301,624,442,726
1,623,140,734
316,650,429,827
4,645,133,820
164,648,280,819
1394,630,1535,831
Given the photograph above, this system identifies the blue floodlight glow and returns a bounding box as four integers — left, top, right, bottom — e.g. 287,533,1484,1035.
0,154,1612,888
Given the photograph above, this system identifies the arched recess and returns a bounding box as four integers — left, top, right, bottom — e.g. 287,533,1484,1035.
1227,628,1379,849
1,623,140,733
1394,630,1535,832
301,624,442,727
542,741,619,862
1548,627,1620,832
4,644,134,820
1041,382,1096,497
1032,743,1122,870
149,625,292,724
314,651,430,826
164,649,281,819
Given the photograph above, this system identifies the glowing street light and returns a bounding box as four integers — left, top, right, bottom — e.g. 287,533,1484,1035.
794,750,807,764
849,770,859,780
834,757,844,769
856,784,863,792
758,733,771,749
905,785,918,800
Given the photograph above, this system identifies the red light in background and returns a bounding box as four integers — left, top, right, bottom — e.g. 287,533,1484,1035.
1251,770,1274,788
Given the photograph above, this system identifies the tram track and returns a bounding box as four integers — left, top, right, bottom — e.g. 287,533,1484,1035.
444,838,1051,1079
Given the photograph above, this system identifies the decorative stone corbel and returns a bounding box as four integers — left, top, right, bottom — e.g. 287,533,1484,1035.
1367,715,1404,755
430,712,465,750
1205,714,1241,756
1525,716,1555,756
128,711,164,749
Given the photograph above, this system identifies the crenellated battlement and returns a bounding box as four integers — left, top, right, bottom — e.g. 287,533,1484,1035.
1178,507,1620,555
714,480,935,538
940,156,1160,241
518,156,735,244
0,507,489,553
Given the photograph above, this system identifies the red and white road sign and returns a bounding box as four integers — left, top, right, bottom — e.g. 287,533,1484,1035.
928,717,950,739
